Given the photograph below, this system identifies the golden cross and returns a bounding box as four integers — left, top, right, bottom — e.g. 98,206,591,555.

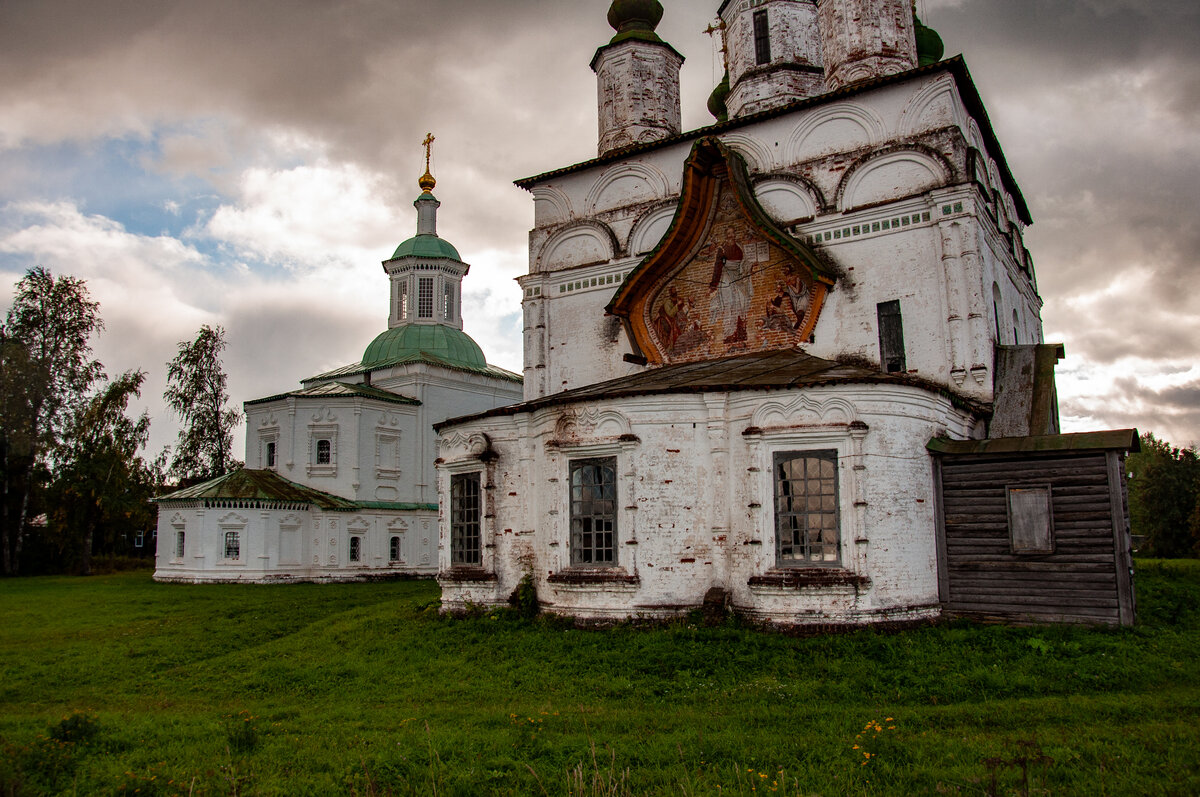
422,133,435,172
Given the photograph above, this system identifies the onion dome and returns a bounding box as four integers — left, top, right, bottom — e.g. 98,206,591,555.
362,324,486,371
707,71,731,123
914,15,945,67
418,169,436,194
607,0,665,45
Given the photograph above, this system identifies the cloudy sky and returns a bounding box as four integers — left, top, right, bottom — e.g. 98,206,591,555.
1,0,1198,460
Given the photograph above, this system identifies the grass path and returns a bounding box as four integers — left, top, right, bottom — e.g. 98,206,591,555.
1,562,1198,795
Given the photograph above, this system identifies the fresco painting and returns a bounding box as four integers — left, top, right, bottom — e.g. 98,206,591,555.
645,183,820,362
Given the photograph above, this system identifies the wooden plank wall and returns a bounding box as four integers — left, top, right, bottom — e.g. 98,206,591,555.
937,451,1132,625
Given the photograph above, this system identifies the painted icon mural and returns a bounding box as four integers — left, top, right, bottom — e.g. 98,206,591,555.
610,138,835,366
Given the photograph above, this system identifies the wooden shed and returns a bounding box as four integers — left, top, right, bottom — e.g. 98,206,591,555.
928,430,1139,626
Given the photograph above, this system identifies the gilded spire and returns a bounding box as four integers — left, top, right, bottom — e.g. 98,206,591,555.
418,132,436,194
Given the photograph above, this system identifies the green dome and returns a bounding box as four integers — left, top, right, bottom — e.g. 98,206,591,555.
607,0,664,44
914,16,945,67
362,324,486,371
391,234,461,261
707,72,730,123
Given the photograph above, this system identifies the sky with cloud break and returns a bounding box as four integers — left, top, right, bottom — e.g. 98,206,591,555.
1,0,1198,460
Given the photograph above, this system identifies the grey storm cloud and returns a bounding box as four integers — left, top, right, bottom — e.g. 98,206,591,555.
2,0,1199,444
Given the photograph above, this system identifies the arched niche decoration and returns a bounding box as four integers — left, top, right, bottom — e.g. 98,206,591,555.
554,408,632,442
720,133,776,174
608,138,837,366
752,394,860,430
628,201,678,256
532,185,573,227
898,74,961,138
537,221,619,271
838,146,952,212
752,176,822,225
786,103,886,163
585,162,671,215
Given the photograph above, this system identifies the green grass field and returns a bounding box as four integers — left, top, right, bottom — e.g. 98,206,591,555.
1,561,1198,796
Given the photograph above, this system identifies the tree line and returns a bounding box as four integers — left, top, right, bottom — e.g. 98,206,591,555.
0,267,240,576
1127,432,1200,558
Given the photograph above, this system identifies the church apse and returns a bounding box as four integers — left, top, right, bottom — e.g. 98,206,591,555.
608,138,836,365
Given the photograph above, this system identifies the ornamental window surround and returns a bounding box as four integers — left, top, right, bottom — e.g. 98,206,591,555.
773,450,841,567
450,472,483,566
307,425,338,477
569,457,618,567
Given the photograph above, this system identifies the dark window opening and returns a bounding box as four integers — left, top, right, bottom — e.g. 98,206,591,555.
753,10,771,65
877,300,906,373
316,439,331,465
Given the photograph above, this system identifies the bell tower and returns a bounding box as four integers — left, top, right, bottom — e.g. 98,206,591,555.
718,0,825,119
592,0,685,156
817,0,917,90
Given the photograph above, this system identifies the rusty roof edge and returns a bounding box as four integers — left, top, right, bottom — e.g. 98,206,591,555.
926,429,1141,456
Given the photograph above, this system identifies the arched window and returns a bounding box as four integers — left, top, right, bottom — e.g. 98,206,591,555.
389,536,401,562
1012,309,1021,346
317,439,331,465
992,283,1004,343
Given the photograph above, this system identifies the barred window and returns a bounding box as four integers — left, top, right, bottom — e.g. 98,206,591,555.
349,536,362,563
570,458,617,566
451,472,482,566
224,531,241,561
398,283,409,321
266,441,277,468
774,451,840,566
444,282,455,322
317,439,331,465
418,277,435,319
175,531,185,559
389,535,401,562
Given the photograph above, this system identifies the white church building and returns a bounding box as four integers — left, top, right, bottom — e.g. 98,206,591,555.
434,0,1137,626
154,164,523,583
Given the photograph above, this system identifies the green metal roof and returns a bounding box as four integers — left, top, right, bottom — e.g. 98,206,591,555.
245,381,419,407
363,324,486,371
155,470,359,510
391,234,461,261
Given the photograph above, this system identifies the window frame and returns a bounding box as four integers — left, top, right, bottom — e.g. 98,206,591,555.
753,9,771,65
450,472,483,567
417,276,435,319
569,456,619,568
223,530,241,562
1007,484,1055,555
389,535,402,563
174,529,186,560
348,535,363,563
876,300,906,374
772,449,842,568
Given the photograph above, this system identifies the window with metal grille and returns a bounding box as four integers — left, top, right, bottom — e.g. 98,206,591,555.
224,531,241,561
444,282,455,322
450,472,482,566
398,283,409,321
349,536,362,562
877,300,906,373
175,531,185,558
753,10,771,65
570,457,617,566
266,441,276,468
316,439,331,465
774,451,840,566
389,536,401,562
418,277,435,318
